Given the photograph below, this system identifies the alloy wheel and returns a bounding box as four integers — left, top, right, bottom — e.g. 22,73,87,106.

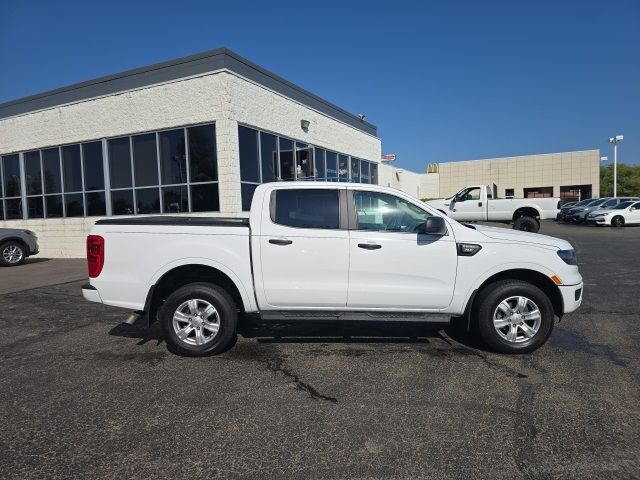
172,299,221,346
2,245,24,265
493,296,542,343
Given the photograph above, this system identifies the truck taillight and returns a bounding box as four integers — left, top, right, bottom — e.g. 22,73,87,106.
87,235,104,278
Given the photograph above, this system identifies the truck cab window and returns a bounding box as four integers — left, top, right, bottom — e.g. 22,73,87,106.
456,187,481,202
272,189,340,229
354,191,430,232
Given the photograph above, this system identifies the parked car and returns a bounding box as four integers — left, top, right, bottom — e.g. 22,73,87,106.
597,197,639,210
586,200,640,227
556,200,582,221
0,228,39,267
564,198,612,223
82,182,583,356
559,198,596,222
426,185,560,233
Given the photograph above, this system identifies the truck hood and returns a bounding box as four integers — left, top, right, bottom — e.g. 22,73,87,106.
472,224,571,250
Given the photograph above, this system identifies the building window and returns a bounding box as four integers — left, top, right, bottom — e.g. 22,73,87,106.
338,155,349,182
314,148,326,181
326,151,338,181
524,187,553,198
350,157,361,183
505,188,514,198
108,123,218,215
235,125,379,209
361,161,371,184
1,154,22,220
260,132,278,183
296,142,313,180
560,185,592,203
279,137,295,182
238,125,260,211
370,163,378,184
25,151,44,219
0,122,218,221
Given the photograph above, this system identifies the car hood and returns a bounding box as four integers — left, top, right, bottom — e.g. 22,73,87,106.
472,225,571,249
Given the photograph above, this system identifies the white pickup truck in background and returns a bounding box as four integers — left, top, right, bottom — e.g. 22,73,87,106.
426,185,560,232
83,182,582,357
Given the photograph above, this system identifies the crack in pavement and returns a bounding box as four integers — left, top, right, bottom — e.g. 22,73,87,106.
264,355,338,404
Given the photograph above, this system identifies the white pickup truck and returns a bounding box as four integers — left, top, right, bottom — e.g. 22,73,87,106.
426,185,560,233
82,182,582,356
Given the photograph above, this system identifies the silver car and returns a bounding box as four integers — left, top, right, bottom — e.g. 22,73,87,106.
0,228,39,266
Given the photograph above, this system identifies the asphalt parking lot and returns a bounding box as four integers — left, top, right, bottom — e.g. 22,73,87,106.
1,221,639,480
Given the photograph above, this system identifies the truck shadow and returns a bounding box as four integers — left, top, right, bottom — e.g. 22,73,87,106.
109,317,483,350
240,318,484,349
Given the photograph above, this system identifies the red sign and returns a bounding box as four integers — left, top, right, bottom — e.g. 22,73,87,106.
381,154,396,162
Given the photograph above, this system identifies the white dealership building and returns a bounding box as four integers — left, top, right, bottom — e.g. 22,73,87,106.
0,48,381,257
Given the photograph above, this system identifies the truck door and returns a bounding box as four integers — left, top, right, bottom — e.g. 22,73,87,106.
448,186,485,221
347,189,457,310
257,187,349,309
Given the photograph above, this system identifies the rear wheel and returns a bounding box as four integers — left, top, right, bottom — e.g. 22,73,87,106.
476,280,554,354
513,216,540,233
611,216,625,228
159,282,237,356
0,241,26,267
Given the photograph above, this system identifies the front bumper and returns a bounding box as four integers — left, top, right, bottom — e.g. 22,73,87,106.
558,282,583,315
82,284,103,304
27,239,39,256
586,216,608,224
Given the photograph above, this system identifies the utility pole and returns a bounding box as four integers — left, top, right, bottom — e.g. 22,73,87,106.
608,135,624,197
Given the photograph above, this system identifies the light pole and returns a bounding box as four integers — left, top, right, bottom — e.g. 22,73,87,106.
608,135,624,197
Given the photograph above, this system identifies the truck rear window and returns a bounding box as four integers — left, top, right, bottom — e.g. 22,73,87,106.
271,189,340,229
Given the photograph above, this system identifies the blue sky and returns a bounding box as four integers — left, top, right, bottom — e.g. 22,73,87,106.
1,0,638,169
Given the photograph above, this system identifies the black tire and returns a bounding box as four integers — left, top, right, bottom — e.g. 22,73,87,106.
611,216,625,228
159,282,237,356
0,241,26,267
476,280,554,354
513,216,540,233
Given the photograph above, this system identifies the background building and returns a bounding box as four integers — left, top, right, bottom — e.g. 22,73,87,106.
380,150,600,201
0,48,381,257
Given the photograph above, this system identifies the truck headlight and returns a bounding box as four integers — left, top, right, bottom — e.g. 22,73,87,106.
557,249,577,265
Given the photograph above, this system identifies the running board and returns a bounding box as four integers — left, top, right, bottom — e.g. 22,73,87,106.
259,311,451,323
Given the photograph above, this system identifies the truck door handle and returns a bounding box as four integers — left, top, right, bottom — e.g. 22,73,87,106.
478,202,483,207
358,243,381,250
269,238,292,246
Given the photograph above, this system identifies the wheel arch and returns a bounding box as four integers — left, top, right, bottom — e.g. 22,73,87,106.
0,237,28,249
512,206,542,222
464,268,563,326
146,263,252,323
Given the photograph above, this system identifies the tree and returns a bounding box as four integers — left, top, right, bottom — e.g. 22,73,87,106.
600,164,640,197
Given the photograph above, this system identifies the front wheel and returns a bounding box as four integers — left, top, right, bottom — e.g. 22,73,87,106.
159,282,237,356
476,280,554,354
0,241,26,267
611,216,625,228
513,216,540,233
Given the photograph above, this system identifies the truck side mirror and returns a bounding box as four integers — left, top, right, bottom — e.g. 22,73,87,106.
419,216,448,236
